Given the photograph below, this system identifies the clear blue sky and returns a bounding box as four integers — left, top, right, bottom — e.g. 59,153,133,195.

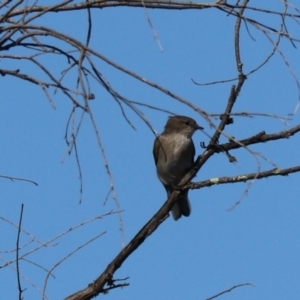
1,2,300,299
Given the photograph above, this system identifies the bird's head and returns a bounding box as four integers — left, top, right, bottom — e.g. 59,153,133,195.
164,115,203,137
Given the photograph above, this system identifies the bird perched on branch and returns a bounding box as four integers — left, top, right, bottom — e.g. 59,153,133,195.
153,115,203,220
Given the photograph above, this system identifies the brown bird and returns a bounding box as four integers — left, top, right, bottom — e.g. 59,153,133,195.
153,115,203,220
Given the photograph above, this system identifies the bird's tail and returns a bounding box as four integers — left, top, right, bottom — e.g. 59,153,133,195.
171,193,191,221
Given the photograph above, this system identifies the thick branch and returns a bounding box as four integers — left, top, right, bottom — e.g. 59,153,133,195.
65,191,180,299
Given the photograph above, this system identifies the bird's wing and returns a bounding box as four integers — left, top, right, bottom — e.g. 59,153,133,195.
191,140,196,164
153,136,160,166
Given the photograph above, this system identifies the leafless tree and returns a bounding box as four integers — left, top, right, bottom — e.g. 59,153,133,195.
1,1,300,299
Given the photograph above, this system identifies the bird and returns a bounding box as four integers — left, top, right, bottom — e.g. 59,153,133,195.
153,115,203,220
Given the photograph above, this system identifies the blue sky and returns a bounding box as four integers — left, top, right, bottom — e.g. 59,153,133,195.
1,1,300,299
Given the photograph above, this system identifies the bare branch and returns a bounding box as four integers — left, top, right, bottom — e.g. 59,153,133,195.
205,283,254,300
16,204,24,300
186,165,300,191
0,175,38,186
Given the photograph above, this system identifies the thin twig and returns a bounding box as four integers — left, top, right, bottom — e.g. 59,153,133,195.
205,283,254,300
43,231,106,299
16,204,24,300
0,175,38,186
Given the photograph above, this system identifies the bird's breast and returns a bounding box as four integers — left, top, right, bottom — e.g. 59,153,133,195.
156,134,194,185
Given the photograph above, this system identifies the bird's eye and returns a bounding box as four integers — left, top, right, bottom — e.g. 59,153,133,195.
184,121,190,126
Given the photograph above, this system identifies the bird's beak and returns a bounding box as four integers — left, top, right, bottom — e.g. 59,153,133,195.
196,124,204,130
